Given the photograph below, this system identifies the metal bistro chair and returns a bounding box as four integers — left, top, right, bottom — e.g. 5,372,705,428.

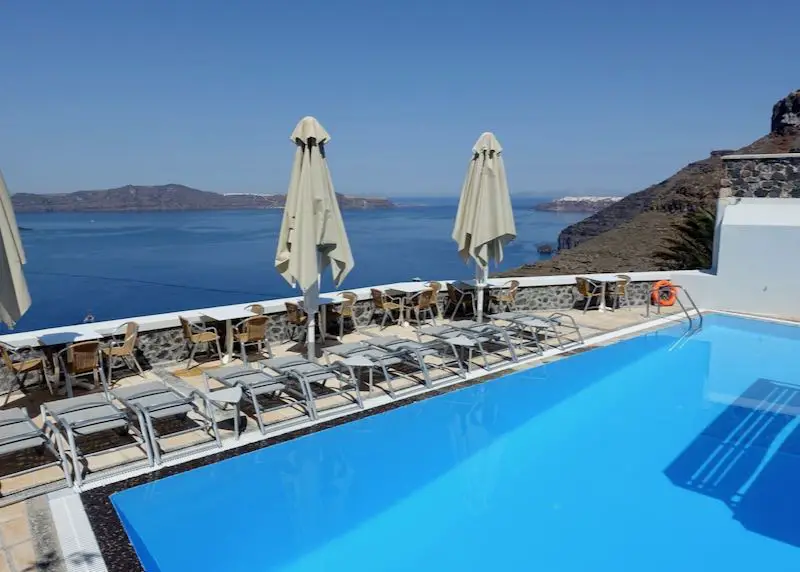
101,322,145,383
0,343,52,406
575,277,604,313
613,274,632,310
328,292,359,338
369,289,403,329
179,317,223,370
489,280,520,313
56,341,107,398
233,315,273,365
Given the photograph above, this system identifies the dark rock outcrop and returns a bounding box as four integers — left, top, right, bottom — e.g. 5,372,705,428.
12,184,395,213
772,89,800,134
504,90,800,276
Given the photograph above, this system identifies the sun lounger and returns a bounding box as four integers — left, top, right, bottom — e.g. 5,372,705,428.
41,393,149,487
204,365,313,435
110,379,221,465
364,335,470,380
261,356,363,419
323,341,428,397
418,321,518,370
489,311,584,349
0,408,71,502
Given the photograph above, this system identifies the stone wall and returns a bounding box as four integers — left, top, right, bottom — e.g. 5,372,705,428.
0,280,658,393
721,154,800,198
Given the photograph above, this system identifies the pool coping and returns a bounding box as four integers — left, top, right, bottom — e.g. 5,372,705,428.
56,310,697,572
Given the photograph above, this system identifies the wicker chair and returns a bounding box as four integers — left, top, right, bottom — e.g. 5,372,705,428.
101,322,144,383
233,315,273,364
368,289,403,329
613,274,632,310
0,343,51,406
426,281,443,317
56,340,106,398
179,317,223,369
285,302,309,341
490,280,520,313
245,303,265,315
407,288,437,326
328,292,359,338
575,277,604,313
444,283,475,320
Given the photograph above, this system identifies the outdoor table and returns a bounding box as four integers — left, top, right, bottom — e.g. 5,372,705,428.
455,279,509,315
340,355,379,394
201,307,257,364
384,282,433,326
581,274,623,313
38,331,104,395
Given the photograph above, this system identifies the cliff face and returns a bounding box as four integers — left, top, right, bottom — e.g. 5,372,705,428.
503,90,800,276
12,184,395,213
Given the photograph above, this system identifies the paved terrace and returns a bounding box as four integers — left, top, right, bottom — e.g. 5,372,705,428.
0,272,683,570
0,307,678,572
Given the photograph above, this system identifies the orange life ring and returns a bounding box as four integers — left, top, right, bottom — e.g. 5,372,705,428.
652,280,676,307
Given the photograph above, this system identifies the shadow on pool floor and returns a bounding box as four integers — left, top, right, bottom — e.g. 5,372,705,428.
665,377,800,547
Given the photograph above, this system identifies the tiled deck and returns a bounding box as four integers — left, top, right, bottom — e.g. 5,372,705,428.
0,306,682,570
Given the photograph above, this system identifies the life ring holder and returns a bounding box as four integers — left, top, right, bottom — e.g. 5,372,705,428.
652,280,677,307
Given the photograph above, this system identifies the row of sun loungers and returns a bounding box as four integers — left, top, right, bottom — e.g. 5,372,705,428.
0,311,584,505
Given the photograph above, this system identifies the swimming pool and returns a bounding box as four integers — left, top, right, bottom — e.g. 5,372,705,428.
109,314,800,571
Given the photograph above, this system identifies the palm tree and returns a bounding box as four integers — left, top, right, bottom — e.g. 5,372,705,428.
656,208,716,270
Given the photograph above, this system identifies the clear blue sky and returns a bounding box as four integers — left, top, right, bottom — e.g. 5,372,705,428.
1,0,798,197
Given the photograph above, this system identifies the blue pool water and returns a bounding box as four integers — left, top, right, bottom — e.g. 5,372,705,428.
110,314,800,571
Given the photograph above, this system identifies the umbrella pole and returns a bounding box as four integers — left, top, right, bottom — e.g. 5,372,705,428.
306,252,323,362
475,264,488,322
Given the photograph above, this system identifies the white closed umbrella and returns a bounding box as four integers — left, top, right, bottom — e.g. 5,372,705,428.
452,132,516,321
0,170,31,328
275,117,354,359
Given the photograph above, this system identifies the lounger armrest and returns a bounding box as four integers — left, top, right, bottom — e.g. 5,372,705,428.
41,417,62,441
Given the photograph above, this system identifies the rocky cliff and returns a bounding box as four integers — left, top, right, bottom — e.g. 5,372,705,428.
502,90,800,276
12,184,395,213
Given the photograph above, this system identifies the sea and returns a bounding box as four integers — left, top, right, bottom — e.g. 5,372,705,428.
10,197,587,332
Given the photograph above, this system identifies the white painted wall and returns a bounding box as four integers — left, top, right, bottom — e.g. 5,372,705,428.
677,197,800,318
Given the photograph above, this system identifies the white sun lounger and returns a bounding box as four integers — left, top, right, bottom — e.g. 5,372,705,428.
41,393,149,487
489,311,584,349
204,365,313,435
323,341,430,397
0,408,71,504
261,356,363,419
110,379,222,465
417,321,518,371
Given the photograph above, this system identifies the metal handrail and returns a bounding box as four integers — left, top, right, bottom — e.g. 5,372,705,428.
646,283,703,332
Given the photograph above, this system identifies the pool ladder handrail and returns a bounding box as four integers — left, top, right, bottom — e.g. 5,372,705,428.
646,283,703,334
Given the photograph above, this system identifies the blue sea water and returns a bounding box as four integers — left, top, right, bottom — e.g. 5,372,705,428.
12,197,584,331
111,314,800,571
